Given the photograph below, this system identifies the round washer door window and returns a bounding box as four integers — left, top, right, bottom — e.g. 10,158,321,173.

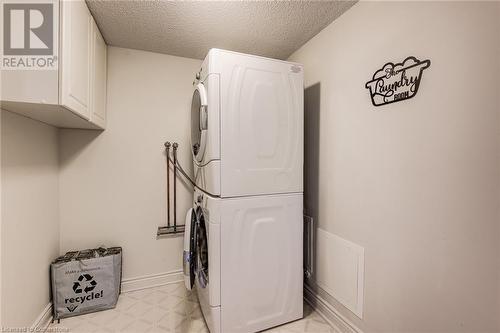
195,206,209,288
191,83,208,163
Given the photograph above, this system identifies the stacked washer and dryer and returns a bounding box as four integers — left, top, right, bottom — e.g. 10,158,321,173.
184,49,304,333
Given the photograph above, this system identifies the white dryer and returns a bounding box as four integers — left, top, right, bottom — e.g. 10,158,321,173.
191,49,304,197
186,188,303,333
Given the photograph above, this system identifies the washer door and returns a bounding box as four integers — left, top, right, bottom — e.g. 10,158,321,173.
183,208,197,290
194,206,209,289
191,83,208,164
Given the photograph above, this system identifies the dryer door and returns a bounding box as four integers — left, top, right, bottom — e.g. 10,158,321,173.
194,206,209,289
191,83,208,164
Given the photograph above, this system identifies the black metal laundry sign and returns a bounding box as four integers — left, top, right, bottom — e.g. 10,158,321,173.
365,56,431,107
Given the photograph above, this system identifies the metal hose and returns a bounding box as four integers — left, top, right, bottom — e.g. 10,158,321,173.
165,144,219,198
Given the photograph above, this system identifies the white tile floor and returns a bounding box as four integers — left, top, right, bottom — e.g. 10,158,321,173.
50,282,336,333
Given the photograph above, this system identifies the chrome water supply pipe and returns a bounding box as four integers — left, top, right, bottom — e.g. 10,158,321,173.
157,141,185,236
165,141,171,228
172,142,178,233
157,141,219,236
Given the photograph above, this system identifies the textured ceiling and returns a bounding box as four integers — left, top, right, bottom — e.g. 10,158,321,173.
86,0,356,60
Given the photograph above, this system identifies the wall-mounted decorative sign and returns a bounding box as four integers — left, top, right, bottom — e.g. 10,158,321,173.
365,56,431,107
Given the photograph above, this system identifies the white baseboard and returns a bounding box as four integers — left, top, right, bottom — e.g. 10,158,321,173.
121,269,183,293
31,303,52,333
304,284,363,333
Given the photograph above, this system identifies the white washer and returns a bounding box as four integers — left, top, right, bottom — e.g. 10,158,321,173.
191,49,304,198
187,188,303,333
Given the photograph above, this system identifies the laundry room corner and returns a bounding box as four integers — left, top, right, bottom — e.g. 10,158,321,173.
58,47,202,284
1,1,499,332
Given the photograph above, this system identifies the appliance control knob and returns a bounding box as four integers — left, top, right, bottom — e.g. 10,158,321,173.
196,72,200,80
197,195,203,203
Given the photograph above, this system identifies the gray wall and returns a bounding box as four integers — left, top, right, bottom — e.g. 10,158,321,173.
1,111,60,327
289,1,500,332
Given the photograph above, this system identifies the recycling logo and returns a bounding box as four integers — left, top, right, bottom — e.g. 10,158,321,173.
73,274,97,294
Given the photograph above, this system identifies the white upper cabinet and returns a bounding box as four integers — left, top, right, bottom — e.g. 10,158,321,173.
90,18,107,128
0,0,107,130
60,0,92,120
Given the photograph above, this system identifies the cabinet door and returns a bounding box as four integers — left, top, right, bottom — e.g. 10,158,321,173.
90,19,107,128
60,0,91,120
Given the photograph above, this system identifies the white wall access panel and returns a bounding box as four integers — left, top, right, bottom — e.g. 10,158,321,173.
316,228,365,318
